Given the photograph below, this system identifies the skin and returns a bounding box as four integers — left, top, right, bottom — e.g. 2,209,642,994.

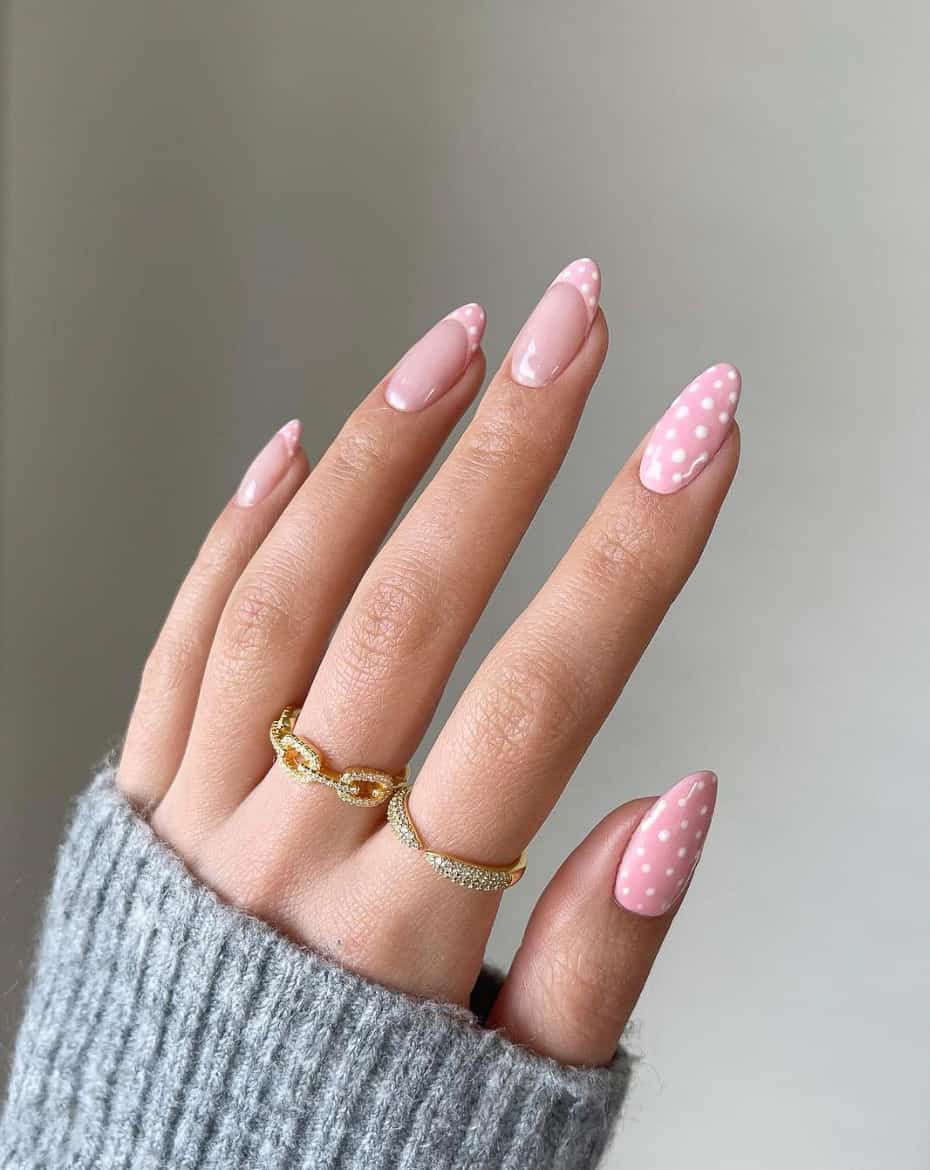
118,298,739,1067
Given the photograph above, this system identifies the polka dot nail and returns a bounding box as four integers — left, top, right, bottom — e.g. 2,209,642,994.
385,303,486,413
614,771,717,918
639,364,741,494
511,258,601,388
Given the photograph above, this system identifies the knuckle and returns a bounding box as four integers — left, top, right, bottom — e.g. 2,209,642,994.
464,644,582,765
331,420,394,485
462,407,559,479
221,572,295,665
528,944,626,1039
582,509,673,603
338,568,439,686
140,630,200,703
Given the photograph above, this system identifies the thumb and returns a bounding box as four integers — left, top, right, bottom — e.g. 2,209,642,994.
487,771,717,1066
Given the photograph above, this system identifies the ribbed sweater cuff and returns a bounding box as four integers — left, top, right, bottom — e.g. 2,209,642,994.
1,770,630,1170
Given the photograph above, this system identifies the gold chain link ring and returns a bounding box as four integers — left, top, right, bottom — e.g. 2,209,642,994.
270,706,409,807
387,787,527,892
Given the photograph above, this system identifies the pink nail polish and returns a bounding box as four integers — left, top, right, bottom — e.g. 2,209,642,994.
510,258,601,388
235,419,303,508
614,771,717,918
639,364,741,494
384,304,486,413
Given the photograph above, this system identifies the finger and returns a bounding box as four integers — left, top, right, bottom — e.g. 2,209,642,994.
488,771,718,1065
118,420,309,807
409,365,740,867
264,260,604,852
159,307,486,831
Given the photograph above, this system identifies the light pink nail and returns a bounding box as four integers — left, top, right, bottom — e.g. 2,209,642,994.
614,771,717,918
384,304,486,413
510,258,601,388
235,419,303,508
639,363,741,494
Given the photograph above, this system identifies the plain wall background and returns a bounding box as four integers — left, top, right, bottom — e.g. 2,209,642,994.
3,3,930,1166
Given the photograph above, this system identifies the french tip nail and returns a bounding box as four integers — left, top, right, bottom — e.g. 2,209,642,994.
278,418,303,456
639,362,741,495
614,770,718,918
510,258,602,389
384,303,483,413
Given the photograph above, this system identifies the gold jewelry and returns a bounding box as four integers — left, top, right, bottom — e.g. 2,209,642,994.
386,787,527,892
270,706,409,806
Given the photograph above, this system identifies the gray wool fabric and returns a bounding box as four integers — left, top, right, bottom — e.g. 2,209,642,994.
0,768,631,1169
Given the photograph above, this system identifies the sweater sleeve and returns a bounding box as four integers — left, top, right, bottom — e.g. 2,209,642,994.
0,769,631,1170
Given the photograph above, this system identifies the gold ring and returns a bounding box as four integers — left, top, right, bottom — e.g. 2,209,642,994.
270,706,409,806
386,788,527,891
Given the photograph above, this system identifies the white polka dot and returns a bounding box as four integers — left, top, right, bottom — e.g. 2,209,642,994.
678,798,687,807
680,819,689,829
677,847,687,858
645,444,654,456
658,829,671,842
661,901,670,912
676,879,684,887
641,863,651,873
729,390,738,404
701,397,714,410
675,406,689,418
646,888,656,896
697,779,705,790
727,369,737,380
591,270,599,281
713,379,724,389
468,325,478,335
636,903,644,910
665,866,675,876
688,382,700,393
588,296,596,307
464,306,473,316
695,829,703,839
581,282,590,293
647,461,662,479
710,775,717,784
635,847,645,856
621,886,630,895
700,805,708,815
672,473,682,483
695,424,708,439
719,411,729,423
665,428,677,439
621,869,628,878
671,449,686,463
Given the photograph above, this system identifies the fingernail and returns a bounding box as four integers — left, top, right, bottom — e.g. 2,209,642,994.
384,304,486,412
614,771,717,917
235,419,303,508
510,258,601,388
639,363,741,494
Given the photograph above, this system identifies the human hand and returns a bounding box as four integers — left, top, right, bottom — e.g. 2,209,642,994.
117,258,739,1067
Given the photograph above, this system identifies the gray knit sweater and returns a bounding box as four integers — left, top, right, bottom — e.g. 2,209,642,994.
0,769,630,1169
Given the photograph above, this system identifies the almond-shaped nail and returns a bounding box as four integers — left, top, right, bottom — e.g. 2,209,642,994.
640,363,741,494
384,304,486,412
510,258,601,388
235,419,303,508
614,771,717,917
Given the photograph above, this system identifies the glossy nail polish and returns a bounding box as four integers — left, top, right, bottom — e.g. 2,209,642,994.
235,419,303,508
384,304,486,412
614,771,717,917
510,258,601,388
639,364,741,494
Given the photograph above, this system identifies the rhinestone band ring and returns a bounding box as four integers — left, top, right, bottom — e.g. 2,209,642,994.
387,788,527,892
270,706,409,807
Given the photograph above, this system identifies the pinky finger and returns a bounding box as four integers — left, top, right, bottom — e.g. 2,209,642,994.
118,421,309,807
487,771,718,1066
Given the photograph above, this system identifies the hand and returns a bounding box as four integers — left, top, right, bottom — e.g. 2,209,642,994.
117,259,740,1067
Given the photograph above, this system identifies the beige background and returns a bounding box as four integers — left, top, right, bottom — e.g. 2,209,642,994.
3,3,930,1166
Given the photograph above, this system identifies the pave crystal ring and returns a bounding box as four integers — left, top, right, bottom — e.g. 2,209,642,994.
387,788,527,892
270,706,409,807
